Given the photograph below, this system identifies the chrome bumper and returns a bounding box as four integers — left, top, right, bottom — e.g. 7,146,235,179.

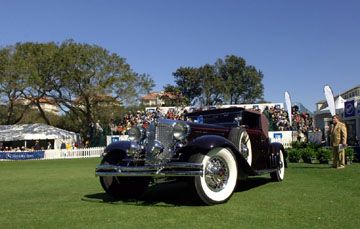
95,162,203,177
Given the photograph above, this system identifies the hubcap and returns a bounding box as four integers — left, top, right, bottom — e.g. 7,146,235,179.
240,143,249,159
205,156,229,192
239,133,250,160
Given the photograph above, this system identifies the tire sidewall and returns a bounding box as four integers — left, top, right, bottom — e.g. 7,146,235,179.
99,153,149,198
277,150,285,181
229,127,252,166
239,130,252,166
99,158,120,195
271,149,285,181
195,147,238,204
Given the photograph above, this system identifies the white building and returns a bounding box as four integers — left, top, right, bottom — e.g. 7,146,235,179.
16,98,60,115
314,85,360,146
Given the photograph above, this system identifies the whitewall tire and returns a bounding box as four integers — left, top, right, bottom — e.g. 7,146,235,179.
192,147,238,205
270,150,285,181
229,128,252,166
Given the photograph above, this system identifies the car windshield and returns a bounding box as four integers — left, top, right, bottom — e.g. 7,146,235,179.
185,108,243,127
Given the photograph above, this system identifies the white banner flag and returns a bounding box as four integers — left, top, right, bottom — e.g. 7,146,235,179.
324,85,335,116
284,91,292,127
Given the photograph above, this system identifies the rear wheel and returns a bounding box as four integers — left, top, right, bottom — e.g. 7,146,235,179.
190,147,238,205
270,150,285,181
99,153,149,199
229,127,252,166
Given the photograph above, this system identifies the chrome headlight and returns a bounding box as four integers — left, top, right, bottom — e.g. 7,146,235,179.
151,140,164,157
128,126,145,141
172,122,190,141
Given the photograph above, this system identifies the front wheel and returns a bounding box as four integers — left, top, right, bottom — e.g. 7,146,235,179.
99,154,149,199
191,147,238,205
270,150,285,181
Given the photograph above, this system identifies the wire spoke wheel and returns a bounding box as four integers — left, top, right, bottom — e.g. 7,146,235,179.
191,147,238,205
205,156,230,192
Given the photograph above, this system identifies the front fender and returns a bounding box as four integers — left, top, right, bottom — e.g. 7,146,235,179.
104,141,131,156
179,135,253,175
188,135,236,152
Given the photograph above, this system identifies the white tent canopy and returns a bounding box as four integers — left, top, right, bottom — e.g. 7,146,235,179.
0,124,79,149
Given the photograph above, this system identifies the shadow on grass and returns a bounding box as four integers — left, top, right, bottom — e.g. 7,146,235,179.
83,181,200,207
235,177,271,192
83,177,272,207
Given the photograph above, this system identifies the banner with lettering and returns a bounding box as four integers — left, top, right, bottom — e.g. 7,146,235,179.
0,151,45,160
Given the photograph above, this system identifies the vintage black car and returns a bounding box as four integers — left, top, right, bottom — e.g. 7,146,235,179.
95,107,286,205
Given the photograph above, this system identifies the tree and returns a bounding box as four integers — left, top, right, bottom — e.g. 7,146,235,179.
161,84,188,106
0,46,30,124
173,67,202,102
52,40,154,140
215,55,246,104
171,55,264,105
14,42,59,125
197,64,224,105
216,55,264,104
0,40,154,143
241,66,264,103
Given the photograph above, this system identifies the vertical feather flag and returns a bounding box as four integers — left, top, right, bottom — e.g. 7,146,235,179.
284,91,292,127
324,85,336,116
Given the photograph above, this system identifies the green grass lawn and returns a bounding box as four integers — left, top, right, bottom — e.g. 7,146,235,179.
0,159,359,228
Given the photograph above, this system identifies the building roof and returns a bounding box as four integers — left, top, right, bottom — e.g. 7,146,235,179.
316,85,360,105
340,84,360,96
142,92,160,100
15,97,58,105
0,123,77,142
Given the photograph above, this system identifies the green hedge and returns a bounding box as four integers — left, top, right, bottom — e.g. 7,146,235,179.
345,147,354,163
300,147,317,163
287,148,302,163
287,142,356,164
316,147,332,163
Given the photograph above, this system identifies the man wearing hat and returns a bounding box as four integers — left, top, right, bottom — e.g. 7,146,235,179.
330,115,347,169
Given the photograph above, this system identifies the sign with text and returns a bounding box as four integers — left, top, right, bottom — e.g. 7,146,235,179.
273,133,283,139
269,131,293,148
0,151,44,160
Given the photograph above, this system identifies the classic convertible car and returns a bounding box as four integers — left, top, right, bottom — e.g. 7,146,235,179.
95,107,286,205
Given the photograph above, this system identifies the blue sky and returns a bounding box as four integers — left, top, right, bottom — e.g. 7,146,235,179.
1,0,359,111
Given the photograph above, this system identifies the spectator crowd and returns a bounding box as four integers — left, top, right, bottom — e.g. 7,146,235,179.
263,105,313,132
262,105,315,142
108,108,187,135
106,104,315,138
107,104,314,139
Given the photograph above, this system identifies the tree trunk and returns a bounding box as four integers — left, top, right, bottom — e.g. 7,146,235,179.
35,101,51,125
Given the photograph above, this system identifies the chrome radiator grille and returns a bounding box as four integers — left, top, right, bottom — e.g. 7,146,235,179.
145,119,176,163
155,122,174,150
